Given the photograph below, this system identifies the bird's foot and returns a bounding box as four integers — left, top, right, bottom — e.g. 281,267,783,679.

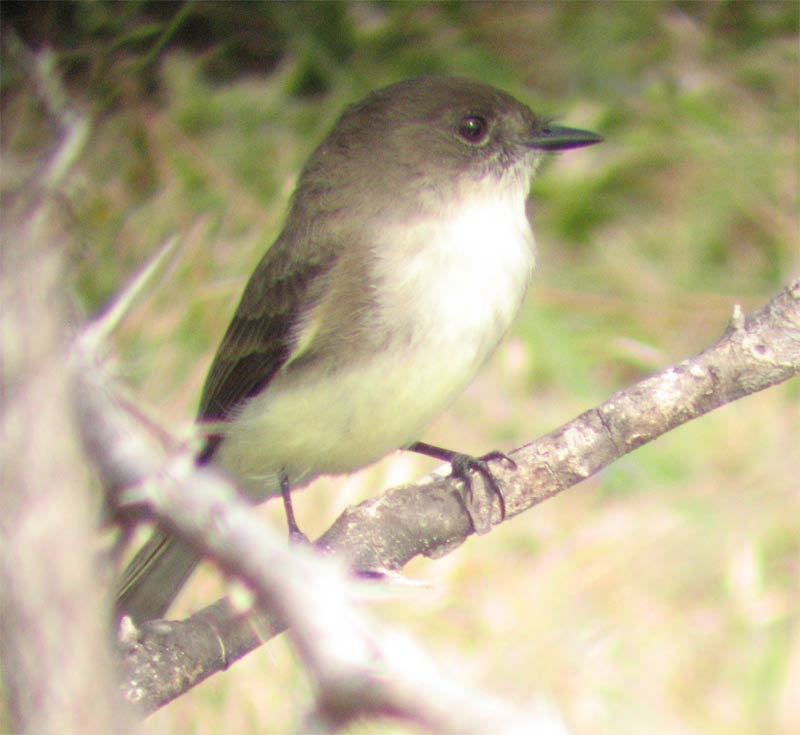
408,442,515,530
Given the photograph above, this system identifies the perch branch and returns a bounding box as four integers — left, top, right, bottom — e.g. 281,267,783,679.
75,279,799,712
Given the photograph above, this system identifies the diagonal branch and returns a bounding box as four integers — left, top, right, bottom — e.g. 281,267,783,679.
87,279,800,713
113,457,549,732
319,278,800,568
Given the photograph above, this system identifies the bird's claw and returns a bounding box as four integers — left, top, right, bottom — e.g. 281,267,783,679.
449,451,513,526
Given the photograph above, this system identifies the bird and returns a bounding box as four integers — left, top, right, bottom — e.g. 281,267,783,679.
117,76,602,622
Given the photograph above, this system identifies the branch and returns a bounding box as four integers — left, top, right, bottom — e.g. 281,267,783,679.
75,267,559,732
0,44,136,735
322,278,800,569
112,455,551,733
83,280,798,712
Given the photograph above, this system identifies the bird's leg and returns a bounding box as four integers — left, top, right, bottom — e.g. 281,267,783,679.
280,472,309,544
407,441,515,525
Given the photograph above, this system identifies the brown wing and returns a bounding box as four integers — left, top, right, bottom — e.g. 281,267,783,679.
197,237,337,424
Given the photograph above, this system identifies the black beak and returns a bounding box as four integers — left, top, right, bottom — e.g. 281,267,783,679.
527,124,603,151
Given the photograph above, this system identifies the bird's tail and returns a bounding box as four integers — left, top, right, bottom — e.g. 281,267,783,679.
116,528,200,623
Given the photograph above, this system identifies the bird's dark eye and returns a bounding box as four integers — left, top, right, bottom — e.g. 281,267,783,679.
458,115,488,143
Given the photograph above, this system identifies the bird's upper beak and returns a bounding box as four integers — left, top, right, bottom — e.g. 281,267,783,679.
526,124,603,151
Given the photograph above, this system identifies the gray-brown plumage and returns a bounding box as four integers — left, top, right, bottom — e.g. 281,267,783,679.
117,76,601,623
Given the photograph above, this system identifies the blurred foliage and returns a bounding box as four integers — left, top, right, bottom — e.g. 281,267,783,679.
1,2,798,734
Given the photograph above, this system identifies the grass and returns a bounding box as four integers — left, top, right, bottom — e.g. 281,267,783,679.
2,2,798,733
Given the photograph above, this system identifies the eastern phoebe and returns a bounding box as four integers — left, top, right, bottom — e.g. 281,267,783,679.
117,76,602,622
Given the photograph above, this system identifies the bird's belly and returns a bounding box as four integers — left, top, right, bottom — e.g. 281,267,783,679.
216,326,497,497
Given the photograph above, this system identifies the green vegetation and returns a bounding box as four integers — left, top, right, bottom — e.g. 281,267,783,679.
2,2,797,733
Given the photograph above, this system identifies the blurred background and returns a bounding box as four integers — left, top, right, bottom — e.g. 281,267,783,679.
2,1,798,733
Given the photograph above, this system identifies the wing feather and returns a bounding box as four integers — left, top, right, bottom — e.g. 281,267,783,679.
197,239,337,422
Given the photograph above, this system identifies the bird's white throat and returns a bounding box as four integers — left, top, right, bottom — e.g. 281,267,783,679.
373,176,536,352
